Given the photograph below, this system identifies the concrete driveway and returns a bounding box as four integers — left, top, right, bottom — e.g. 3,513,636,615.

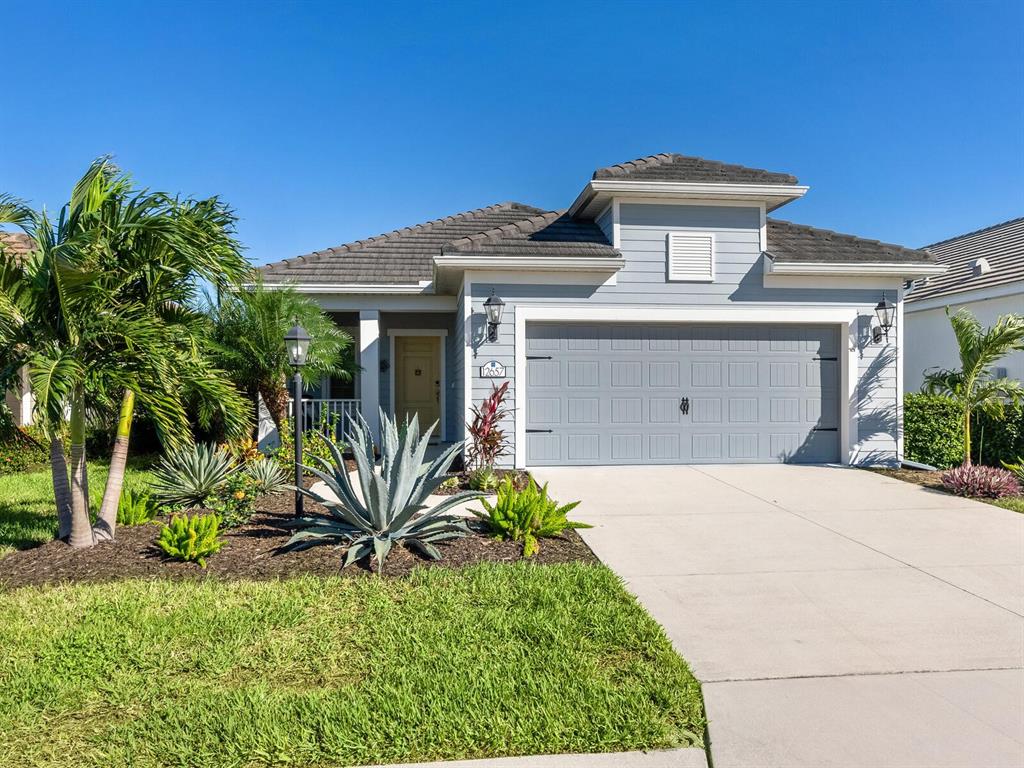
531,464,1024,768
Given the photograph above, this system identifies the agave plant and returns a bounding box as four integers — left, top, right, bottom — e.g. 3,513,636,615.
244,458,289,496
150,443,238,508
282,410,482,572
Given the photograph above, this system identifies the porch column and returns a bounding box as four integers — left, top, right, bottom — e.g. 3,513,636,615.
359,310,380,442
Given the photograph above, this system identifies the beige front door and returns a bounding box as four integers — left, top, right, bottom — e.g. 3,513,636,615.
394,335,441,433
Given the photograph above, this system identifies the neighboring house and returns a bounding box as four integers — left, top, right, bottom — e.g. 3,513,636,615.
0,232,35,427
260,153,943,467
904,217,1024,392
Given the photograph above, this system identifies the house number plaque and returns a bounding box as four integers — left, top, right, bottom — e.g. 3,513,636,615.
480,360,506,378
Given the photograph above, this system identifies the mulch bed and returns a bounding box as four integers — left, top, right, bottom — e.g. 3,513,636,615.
432,468,532,496
0,487,597,590
869,467,948,492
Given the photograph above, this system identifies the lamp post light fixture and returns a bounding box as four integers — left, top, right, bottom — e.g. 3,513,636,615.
284,323,311,516
483,291,505,343
873,293,896,344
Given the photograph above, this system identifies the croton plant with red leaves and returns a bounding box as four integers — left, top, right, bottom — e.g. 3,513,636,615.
467,381,511,469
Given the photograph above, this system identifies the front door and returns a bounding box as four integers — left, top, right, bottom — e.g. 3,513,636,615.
394,335,441,433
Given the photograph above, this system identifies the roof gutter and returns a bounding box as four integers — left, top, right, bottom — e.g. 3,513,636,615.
253,280,435,294
433,254,625,272
764,258,947,278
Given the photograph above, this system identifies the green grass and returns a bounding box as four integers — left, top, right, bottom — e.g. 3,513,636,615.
993,496,1024,513
0,461,154,557
0,565,705,767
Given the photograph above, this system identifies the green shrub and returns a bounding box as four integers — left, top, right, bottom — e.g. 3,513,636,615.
472,476,590,558
904,393,964,469
151,443,238,508
0,424,50,475
273,411,346,477
117,488,158,526
468,465,499,492
157,513,224,567
205,472,260,528
437,476,460,493
974,402,1024,466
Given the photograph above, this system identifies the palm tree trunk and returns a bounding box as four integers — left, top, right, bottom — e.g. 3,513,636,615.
94,389,134,542
67,385,93,548
260,381,291,431
50,434,73,539
963,407,972,466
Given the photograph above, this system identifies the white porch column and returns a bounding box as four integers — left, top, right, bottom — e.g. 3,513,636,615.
359,310,381,442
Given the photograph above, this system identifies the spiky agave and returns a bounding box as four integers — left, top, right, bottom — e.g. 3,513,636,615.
282,409,481,572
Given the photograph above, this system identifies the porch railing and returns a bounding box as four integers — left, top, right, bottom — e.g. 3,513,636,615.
288,398,361,441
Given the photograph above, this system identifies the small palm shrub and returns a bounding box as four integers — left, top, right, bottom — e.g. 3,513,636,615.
117,488,158,526
151,443,238,508
282,410,481,573
468,465,499,492
472,476,589,558
940,465,1021,499
157,513,224,567
244,458,289,496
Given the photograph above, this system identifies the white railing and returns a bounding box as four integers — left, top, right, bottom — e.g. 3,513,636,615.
288,398,361,440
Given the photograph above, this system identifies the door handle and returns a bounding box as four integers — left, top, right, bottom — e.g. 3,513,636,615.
679,397,690,415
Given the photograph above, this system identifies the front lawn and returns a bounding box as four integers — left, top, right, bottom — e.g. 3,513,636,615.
0,565,705,767
0,462,154,557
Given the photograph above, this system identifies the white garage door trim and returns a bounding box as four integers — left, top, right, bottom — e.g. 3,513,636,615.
514,304,863,468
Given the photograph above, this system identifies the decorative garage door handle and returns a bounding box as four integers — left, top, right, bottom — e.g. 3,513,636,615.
679,397,690,415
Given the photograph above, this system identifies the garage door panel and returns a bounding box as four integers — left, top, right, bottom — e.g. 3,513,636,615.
525,323,840,465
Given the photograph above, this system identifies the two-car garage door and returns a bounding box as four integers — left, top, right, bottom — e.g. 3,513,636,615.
524,323,840,465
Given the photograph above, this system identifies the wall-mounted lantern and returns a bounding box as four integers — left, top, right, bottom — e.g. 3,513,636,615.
872,293,896,344
483,291,505,343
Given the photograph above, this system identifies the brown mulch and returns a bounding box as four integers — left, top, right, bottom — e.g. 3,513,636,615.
869,467,947,492
0,489,597,590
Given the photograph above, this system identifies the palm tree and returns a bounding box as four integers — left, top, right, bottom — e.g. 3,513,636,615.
0,159,253,546
922,308,1024,465
205,278,355,431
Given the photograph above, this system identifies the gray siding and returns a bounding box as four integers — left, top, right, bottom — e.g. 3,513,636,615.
466,202,900,467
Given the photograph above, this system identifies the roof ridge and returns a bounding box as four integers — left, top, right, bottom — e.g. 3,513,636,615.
443,209,567,252
923,215,1024,250
270,201,548,268
592,153,677,179
767,218,932,258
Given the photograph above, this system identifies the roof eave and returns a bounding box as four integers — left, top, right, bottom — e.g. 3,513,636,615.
568,180,810,219
432,254,625,292
252,280,435,295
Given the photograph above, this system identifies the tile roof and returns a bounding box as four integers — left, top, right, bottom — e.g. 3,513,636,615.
906,216,1024,303
765,219,937,265
593,153,798,185
259,202,549,285
441,210,618,258
0,231,34,263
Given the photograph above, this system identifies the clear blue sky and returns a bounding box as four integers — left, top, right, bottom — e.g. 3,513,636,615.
2,0,1022,265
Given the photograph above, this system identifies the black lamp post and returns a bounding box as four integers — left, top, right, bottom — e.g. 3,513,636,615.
483,291,505,343
285,323,311,516
873,293,896,344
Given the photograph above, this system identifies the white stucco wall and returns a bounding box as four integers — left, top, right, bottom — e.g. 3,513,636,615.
904,290,1024,392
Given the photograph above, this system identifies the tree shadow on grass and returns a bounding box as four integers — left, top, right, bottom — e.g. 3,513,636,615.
0,499,58,552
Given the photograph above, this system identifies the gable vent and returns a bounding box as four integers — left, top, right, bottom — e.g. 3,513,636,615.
667,231,715,282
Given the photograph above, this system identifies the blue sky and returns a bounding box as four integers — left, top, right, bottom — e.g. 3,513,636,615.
2,0,1021,265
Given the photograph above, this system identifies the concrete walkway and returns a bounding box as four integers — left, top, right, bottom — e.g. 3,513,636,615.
532,464,1024,768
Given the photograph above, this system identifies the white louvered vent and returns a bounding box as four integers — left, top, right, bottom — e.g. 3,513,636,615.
667,231,715,282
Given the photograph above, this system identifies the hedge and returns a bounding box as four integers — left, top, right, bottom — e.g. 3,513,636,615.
904,393,1024,469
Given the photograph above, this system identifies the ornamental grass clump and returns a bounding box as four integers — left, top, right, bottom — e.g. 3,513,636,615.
282,410,482,573
157,513,224,567
940,464,1021,499
473,476,589,558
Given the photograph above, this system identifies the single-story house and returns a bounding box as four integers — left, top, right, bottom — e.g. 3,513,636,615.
260,153,945,468
1,232,36,428
904,216,1024,392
